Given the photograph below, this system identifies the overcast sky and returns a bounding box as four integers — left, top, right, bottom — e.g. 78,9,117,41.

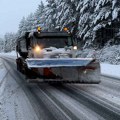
0,0,46,37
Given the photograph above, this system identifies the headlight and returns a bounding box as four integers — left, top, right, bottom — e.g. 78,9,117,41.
34,45,41,53
73,46,77,50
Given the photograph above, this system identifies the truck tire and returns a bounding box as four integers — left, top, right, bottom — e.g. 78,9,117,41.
16,58,25,74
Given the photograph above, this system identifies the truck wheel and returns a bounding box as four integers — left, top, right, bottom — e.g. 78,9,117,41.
16,58,21,71
16,58,24,74
17,63,20,71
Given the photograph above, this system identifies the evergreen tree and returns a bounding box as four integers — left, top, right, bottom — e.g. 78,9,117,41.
18,17,27,36
93,0,120,47
44,0,57,30
16,0,120,48
4,33,16,52
34,1,45,29
26,13,35,31
56,0,80,35
0,38,4,52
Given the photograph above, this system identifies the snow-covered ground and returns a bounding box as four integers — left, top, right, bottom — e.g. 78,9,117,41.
0,51,17,59
0,60,7,97
101,63,120,79
0,58,39,120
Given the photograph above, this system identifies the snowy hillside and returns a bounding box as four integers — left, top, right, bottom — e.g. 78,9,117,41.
77,45,120,65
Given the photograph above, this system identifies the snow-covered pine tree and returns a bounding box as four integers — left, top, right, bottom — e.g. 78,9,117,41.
77,0,120,48
0,38,4,52
18,17,27,37
56,0,80,35
112,0,120,20
76,0,95,48
112,0,120,44
34,1,45,29
11,33,17,51
92,0,113,47
17,0,120,48
92,0,120,47
44,0,57,31
26,13,35,31
4,33,16,52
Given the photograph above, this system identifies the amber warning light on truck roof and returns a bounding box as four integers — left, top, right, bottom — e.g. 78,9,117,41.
37,27,41,32
63,27,70,34
63,27,68,32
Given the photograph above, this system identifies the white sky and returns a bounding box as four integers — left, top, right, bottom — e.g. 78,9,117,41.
0,0,47,37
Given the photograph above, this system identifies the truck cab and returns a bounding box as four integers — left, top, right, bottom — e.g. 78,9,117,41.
16,31,77,59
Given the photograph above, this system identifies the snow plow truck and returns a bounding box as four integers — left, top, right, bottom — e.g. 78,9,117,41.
16,27,101,83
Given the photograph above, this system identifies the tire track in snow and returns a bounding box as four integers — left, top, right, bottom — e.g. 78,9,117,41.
39,84,105,120
60,85,120,120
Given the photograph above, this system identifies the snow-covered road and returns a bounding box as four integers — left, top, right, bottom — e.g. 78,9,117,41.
0,58,39,120
0,56,120,120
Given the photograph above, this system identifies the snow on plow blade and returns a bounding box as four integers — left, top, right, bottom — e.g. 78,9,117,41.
26,58,101,84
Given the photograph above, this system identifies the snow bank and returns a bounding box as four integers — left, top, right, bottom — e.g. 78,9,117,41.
77,45,120,65
0,51,17,59
101,63,120,79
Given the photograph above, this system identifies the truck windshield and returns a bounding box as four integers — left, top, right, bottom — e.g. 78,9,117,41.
33,37,73,48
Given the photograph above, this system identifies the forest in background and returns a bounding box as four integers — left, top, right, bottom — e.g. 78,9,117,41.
0,0,120,52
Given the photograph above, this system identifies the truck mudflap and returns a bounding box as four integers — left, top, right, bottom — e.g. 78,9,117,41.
26,58,101,84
